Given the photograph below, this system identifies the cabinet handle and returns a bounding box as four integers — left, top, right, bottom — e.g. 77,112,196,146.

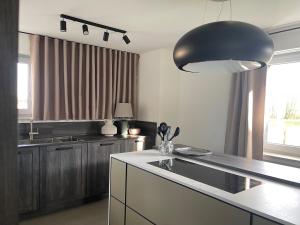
100,143,114,146
55,146,73,151
135,140,142,143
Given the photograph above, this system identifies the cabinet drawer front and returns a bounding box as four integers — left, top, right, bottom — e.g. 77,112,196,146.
252,215,280,225
110,197,125,225
17,147,39,213
127,165,250,225
110,158,126,203
126,207,154,225
40,143,87,208
87,142,121,196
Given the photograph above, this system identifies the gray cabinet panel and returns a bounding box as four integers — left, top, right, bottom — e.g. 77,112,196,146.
122,139,138,152
109,197,125,225
126,207,153,225
122,138,146,152
40,143,87,208
17,147,39,214
87,141,121,196
110,159,126,203
252,215,280,225
127,165,250,225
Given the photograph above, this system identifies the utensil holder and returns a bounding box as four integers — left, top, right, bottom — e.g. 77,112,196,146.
158,141,174,155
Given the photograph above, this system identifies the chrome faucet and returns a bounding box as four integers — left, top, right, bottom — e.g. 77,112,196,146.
29,120,39,141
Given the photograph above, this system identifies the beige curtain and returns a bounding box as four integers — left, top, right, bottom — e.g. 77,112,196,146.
224,66,267,160
30,35,139,120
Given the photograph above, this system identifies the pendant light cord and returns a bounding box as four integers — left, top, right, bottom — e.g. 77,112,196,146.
217,1,225,21
202,0,208,24
230,0,232,20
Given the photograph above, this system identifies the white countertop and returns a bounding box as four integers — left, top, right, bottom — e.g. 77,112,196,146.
111,150,300,225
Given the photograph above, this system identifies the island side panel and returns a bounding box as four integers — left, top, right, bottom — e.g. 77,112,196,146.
110,158,126,203
252,215,281,225
126,164,251,225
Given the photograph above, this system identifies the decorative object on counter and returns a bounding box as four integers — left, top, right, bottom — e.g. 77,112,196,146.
101,119,117,136
157,122,180,155
115,102,133,135
173,0,274,74
128,128,141,135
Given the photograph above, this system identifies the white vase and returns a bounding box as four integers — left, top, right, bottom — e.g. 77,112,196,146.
101,120,117,136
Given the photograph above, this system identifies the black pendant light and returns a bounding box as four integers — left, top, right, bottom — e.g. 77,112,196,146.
173,1,274,73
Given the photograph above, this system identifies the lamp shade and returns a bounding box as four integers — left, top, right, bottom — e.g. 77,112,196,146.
173,21,274,73
114,103,133,118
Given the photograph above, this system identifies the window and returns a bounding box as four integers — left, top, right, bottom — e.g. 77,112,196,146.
264,51,300,158
18,55,32,119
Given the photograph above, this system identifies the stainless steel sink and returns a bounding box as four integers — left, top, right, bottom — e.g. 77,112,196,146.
18,137,57,145
53,136,81,142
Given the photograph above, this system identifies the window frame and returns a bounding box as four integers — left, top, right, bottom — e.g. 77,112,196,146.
263,50,300,159
18,54,32,120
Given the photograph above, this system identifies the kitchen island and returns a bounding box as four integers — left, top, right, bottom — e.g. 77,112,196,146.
109,150,300,225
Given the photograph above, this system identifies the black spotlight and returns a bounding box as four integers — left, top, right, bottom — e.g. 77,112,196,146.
103,31,109,41
123,34,130,44
82,24,89,35
60,20,66,32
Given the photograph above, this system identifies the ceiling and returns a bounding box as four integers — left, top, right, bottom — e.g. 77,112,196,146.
20,0,300,53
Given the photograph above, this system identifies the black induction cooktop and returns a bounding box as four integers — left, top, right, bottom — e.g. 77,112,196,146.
149,158,262,194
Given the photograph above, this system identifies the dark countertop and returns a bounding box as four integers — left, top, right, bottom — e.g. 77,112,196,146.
18,134,145,148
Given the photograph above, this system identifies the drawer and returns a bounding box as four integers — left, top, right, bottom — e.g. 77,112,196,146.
127,165,251,225
110,158,126,203
126,207,154,225
109,197,125,225
252,215,280,225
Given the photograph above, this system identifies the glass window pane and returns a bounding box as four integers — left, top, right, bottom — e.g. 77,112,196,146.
17,62,29,109
265,62,300,147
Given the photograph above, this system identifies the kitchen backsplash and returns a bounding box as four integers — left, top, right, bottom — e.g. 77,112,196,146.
18,120,157,140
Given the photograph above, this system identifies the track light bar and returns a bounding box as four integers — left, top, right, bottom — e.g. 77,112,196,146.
60,14,127,34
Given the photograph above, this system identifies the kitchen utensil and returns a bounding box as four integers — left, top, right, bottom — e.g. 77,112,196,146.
169,127,180,141
159,122,168,140
157,127,163,140
166,126,171,141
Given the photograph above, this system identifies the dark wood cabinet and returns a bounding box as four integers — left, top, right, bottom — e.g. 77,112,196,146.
122,137,147,152
87,141,121,196
17,135,151,217
39,143,87,209
122,138,137,152
17,147,39,214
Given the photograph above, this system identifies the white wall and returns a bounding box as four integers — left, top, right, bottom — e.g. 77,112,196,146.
19,32,30,55
138,48,232,153
177,71,231,152
138,49,180,128
138,50,161,122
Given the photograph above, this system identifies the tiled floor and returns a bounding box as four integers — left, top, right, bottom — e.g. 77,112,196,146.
20,198,108,225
